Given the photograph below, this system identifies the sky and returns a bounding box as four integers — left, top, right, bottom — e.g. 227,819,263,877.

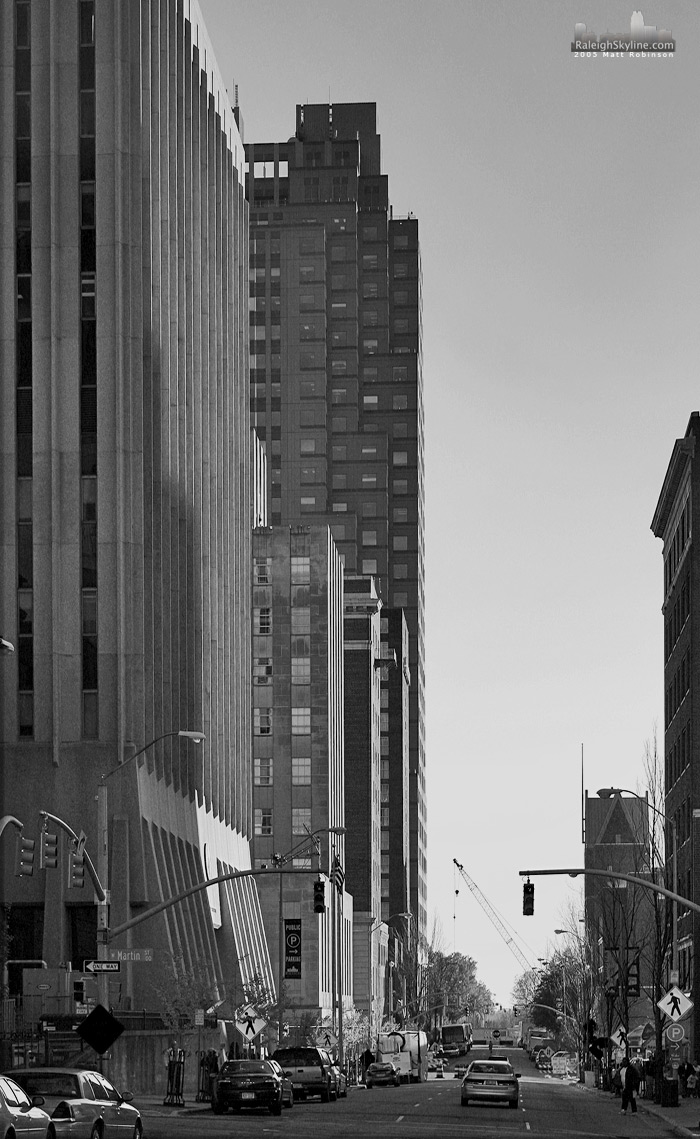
199,0,700,1007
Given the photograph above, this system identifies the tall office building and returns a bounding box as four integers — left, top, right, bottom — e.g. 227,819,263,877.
251,524,352,1030
245,102,427,946
652,411,700,1052
0,0,273,1010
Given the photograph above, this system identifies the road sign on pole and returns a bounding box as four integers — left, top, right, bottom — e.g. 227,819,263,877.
235,1005,266,1042
666,1024,685,1043
84,960,121,974
657,985,693,1022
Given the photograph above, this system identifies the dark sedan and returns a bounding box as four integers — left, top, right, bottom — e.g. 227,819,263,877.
211,1059,292,1115
365,1061,400,1088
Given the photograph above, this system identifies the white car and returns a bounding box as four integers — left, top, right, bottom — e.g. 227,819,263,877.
0,1074,51,1137
7,1069,142,1137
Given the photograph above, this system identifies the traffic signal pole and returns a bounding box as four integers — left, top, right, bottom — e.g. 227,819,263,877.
518,866,700,915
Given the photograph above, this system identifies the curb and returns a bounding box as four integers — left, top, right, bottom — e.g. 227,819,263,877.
579,1079,700,1139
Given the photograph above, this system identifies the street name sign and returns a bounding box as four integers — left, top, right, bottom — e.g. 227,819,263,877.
84,960,121,974
108,948,153,963
657,985,693,1022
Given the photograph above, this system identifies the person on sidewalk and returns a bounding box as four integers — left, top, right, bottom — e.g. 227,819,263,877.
620,1057,640,1115
678,1058,693,1096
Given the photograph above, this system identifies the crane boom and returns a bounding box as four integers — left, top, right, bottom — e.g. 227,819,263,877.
453,859,535,974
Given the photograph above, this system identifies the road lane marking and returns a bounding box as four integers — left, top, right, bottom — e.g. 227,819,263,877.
396,1115,404,1122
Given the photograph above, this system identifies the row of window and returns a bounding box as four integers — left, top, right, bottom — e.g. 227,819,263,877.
15,0,33,736
665,650,691,728
254,756,312,785
665,722,690,792
254,807,313,837
664,572,690,663
253,707,311,735
664,496,691,594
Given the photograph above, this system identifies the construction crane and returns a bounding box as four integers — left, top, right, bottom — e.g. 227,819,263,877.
453,859,536,975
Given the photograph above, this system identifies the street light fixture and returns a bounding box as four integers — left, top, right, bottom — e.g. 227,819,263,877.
0,637,15,655
597,787,678,978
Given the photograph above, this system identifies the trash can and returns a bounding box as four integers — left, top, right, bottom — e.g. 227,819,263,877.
661,1078,679,1107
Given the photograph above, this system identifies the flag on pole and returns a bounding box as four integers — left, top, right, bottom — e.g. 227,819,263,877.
330,855,344,893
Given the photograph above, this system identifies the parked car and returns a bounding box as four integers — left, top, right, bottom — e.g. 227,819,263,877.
365,1060,401,1088
7,1068,142,1137
329,1064,348,1098
0,1074,51,1137
271,1046,336,1102
461,1059,520,1109
211,1059,292,1115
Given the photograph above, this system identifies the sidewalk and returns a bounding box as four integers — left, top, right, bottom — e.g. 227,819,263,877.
581,1079,700,1138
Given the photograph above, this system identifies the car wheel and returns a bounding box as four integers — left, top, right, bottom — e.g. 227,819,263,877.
461,1098,468,1107
366,1081,373,1089
132,1124,143,1139
211,1100,226,1114
90,1125,102,1139
48,1128,57,1139
509,1099,518,1109
330,1086,338,1101
320,1082,330,1102
270,1100,283,1116
285,1090,294,1108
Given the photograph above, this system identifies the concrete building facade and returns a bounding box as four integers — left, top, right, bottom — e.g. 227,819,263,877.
0,0,272,1012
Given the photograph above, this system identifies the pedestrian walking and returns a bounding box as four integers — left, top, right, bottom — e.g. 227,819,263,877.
620,1057,640,1115
678,1058,693,1096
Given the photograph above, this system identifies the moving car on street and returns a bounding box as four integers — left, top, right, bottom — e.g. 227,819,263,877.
6,1068,142,1136
211,1059,292,1115
0,1074,51,1137
461,1059,520,1109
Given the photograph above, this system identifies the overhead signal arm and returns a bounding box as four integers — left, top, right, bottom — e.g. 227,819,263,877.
453,859,535,974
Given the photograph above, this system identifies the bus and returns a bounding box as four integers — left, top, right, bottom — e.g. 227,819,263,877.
440,1022,473,1055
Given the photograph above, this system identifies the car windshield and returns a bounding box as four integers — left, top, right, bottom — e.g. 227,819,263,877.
469,1063,513,1075
14,1073,82,1098
222,1062,269,1075
274,1049,320,1065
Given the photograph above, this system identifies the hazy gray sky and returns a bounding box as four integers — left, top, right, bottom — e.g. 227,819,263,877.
200,0,700,1004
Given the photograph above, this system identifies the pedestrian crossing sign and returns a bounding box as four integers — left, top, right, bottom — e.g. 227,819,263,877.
657,985,693,1022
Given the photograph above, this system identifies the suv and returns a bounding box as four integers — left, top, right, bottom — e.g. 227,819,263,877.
272,1046,336,1102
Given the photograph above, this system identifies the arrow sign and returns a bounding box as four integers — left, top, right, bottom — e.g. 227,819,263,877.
657,985,693,1022
84,960,121,973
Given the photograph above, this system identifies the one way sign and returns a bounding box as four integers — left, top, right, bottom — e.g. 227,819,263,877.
84,960,121,974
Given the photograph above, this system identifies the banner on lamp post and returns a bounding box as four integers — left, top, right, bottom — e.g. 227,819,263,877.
284,918,302,979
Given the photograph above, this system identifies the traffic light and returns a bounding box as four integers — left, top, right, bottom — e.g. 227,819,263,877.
39,829,58,870
522,881,534,916
68,843,85,889
513,1006,518,1016
313,879,326,913
14,831,36,877
73,979,85,1004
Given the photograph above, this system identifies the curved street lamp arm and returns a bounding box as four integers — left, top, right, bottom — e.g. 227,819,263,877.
39,810,105,902
0,815,24,840
100,730,190,784
109,866,316,939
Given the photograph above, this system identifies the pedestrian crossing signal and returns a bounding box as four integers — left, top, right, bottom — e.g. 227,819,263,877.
313,879,326,913
523,881,534,916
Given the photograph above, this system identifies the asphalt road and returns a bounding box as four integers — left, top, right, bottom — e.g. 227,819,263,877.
139,1048,687,1138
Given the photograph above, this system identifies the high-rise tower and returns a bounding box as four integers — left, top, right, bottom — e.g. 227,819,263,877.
245,103,427,946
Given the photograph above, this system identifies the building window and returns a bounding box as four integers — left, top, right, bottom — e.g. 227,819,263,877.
363,254,378,271
363,282,378,299
332,473,347,490
393,394,408,411
254,757,273,786
393,451,408,466
291,608,310,634
393,592,408,607
332,444,347,460
394,290,408,306
300,496,316,511
393,536,408,551
292,807,312,835
363,338,378,355
362,530,377,546
332,416,347,432
394,318,409,334
291,556,310,583
254,607,272,634
364,395,379,410
393,262,408,278
253,657,273,685
393,479,408,495
254,808,273,836
254,708,272,735
292,707,311,734
291,657,311,684
362,474,378,489
362,559,378,575
363,310,378,327
332,502,348,513
292,756,312,784
381,760,390,780
293,856,312,869
380,808,390,827
254,557,271,584
300,438,316,454
393,564,408,578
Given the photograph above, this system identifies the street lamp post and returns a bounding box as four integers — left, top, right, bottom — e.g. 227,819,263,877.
96,730,205,1007
597,787,678,979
